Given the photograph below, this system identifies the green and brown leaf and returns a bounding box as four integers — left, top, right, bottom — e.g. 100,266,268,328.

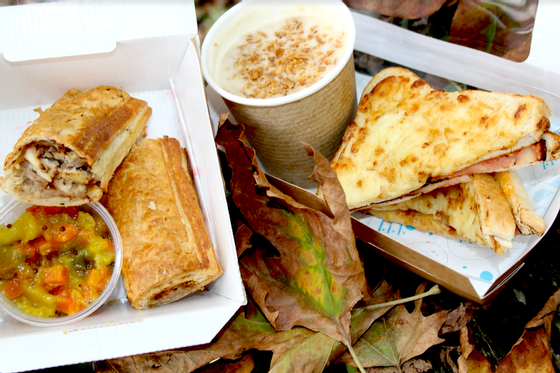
338,284,447,369
216,118,366,345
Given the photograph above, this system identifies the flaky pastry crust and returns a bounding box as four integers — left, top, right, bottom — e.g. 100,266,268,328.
1,85,151,205
102,137,223,310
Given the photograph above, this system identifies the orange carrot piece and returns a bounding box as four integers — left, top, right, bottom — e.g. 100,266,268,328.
18,243,37,261
83,285,97,303
86,267,110,293
55,288,72,314
44,265,69,287
50,224,80,243
55,288,85,315
3,278,24,300
104,238,115,252
33,236,57,256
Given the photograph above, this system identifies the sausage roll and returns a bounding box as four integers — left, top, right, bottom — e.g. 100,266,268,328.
102,136,223,309
1,85,151,206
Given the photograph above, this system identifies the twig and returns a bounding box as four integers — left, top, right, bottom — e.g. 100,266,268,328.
344,332,367,373
360,284,441,311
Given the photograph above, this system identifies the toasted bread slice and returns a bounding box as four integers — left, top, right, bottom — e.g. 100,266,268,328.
331,67,553,210
368,171,546,254
495,171,545,236
369,173,517,254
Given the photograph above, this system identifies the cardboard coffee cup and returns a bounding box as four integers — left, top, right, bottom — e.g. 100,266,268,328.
201,0,357,188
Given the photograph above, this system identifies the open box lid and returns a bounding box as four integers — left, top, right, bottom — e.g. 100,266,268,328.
0,0,198,62
0,0,199,111
351,0,560,115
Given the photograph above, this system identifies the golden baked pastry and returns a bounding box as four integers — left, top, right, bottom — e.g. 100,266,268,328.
330,67,558,210
102,136,223,309
368,172,543,254
1,86,151,206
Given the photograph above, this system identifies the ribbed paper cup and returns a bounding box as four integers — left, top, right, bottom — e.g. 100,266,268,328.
201,0,357,188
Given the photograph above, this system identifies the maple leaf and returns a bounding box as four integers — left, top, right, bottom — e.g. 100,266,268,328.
338,283,448,369
99,298,350,373
99,117,450,373
350,279,402,344
215,119,367,347
459,286,560,373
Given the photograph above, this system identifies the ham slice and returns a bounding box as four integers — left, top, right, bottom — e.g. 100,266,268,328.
437,141,546,181
359,132,560,210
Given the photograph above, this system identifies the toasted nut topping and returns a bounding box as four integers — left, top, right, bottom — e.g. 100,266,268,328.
223,19,346,99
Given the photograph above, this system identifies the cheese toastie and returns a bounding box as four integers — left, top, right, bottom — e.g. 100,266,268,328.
367,171,544,254
330,67,560,211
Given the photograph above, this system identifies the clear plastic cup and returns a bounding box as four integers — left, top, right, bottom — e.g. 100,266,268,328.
0,199,123,327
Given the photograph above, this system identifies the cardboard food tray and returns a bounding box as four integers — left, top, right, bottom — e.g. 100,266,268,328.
206,3,560,304
347,5,560,304
0,2,245,372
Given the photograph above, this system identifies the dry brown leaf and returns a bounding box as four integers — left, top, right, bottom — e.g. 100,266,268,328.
440,303,472,335
439,346,461,373
350,279,401,344
464,349,493,373
343,0,447,19
197,353,255,373
496,327,554,373
234,220,254,258
100,300,345,373
402,359,432,373
338,283,447,369
459,287,560,373
366,358,432,373
216,119,366,346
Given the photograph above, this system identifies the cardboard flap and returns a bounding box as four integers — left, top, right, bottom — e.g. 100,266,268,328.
4,30,116,63
171,39,246,303
0,34,191,111
351,6,560,116
0,0,198,63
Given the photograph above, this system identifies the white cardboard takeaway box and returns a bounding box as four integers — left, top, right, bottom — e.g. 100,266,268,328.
346,2,560,303
205,1,560,304
0,1,245,372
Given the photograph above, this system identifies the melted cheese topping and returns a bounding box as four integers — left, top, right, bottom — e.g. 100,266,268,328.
369,173,516,253
331,67,549,210
371,184,486,247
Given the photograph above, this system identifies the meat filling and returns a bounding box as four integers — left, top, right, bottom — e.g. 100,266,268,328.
20,142,93,197
363,140,550,209
431,141,546,183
